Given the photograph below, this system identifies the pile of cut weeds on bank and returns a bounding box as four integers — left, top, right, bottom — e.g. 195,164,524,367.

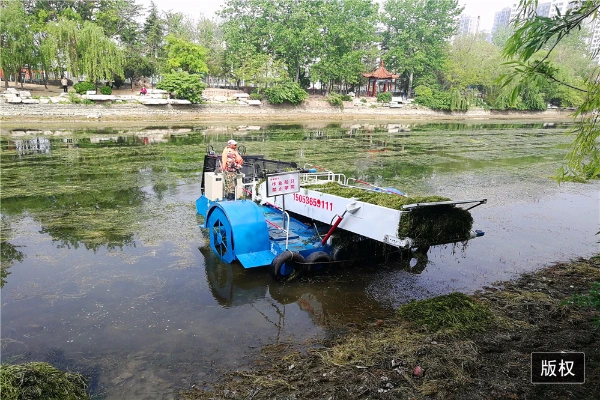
181,256,600,400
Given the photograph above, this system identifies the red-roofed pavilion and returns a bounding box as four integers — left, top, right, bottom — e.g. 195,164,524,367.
362,60,399,97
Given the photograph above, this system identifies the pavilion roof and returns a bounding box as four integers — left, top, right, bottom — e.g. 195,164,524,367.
362,61,399,79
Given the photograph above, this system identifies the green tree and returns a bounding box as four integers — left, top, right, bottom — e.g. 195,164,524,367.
503,0,599,181
491,25,514,48
196,16,224,79
26,0,84,23
0,0,35,88
95,0,143,44
381,0,463,97
310,0,378,91
77,22,125,84
143,1,164,60
123,54,155,90
156,71,206,103
40,18,124,86
445,34,503,91
163,11,196,40
164,34,208,74
220,0,321,84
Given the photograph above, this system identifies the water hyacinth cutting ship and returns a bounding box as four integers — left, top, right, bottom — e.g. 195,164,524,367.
196,149,486,282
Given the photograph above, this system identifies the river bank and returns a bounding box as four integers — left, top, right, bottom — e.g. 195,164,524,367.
0,102,576,126
0,83,575,125
182,256,600,400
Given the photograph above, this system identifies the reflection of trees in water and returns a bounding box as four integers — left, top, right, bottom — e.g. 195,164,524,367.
1,242,24,288
1,188,144,251
1,217,25,288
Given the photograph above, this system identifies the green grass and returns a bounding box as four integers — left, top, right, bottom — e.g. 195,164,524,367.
564,281,600,326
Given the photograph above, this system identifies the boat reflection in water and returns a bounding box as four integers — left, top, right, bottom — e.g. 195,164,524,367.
201,244,431,329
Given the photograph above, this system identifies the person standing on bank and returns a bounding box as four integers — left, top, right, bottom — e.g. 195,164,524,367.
221,139,244,200
61,76,68,93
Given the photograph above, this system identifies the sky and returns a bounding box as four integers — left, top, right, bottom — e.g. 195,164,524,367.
140,0,516,32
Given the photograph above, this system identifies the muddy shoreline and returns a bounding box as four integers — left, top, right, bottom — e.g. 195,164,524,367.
181,256,600,399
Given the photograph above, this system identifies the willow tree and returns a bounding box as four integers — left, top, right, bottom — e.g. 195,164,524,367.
42,19,124,86
0,0,35,88
40,18,79,80
77,22,124,84
503,0,600,181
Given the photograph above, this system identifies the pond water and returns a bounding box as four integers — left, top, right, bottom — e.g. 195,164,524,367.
1,121,598,399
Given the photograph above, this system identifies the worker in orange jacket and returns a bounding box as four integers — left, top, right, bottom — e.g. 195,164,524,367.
221,139,243,200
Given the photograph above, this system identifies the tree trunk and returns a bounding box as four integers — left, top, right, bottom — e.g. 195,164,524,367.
408,71,414,99
42,67,48,89
4,76,9,89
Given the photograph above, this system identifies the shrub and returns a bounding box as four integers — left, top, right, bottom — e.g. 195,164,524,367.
341,94,352,102
68,92,81,104
376,92,392,103
73,81,95,95
414,85,451,110
327,93,344,108
360,98,367,103
156,71,206,103
99,86,112,95
249,92,263,100
263,81,307,105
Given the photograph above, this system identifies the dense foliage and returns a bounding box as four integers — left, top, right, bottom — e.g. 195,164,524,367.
376,92,392,103
503,0,600,181
156,71,206,103
263,81,308,105
327,92,344,108
73,81,95,94
99,85,112,95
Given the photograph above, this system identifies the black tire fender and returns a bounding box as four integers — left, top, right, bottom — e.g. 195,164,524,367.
305,251,333,274
271,251,305,282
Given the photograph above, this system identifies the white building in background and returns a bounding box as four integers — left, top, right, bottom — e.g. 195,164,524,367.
587,19,600,63
458,15,480,35
492,7,512,33
510,0,582,20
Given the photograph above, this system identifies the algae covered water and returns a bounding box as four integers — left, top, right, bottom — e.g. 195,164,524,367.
1,121,597,399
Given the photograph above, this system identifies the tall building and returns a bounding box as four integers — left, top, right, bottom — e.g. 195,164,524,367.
492,7,511,33
510,0,581,20
458,15,480,35
586,18,600,63
501,0,599,64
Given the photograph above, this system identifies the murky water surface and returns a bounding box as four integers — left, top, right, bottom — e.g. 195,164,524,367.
1,121,597,399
